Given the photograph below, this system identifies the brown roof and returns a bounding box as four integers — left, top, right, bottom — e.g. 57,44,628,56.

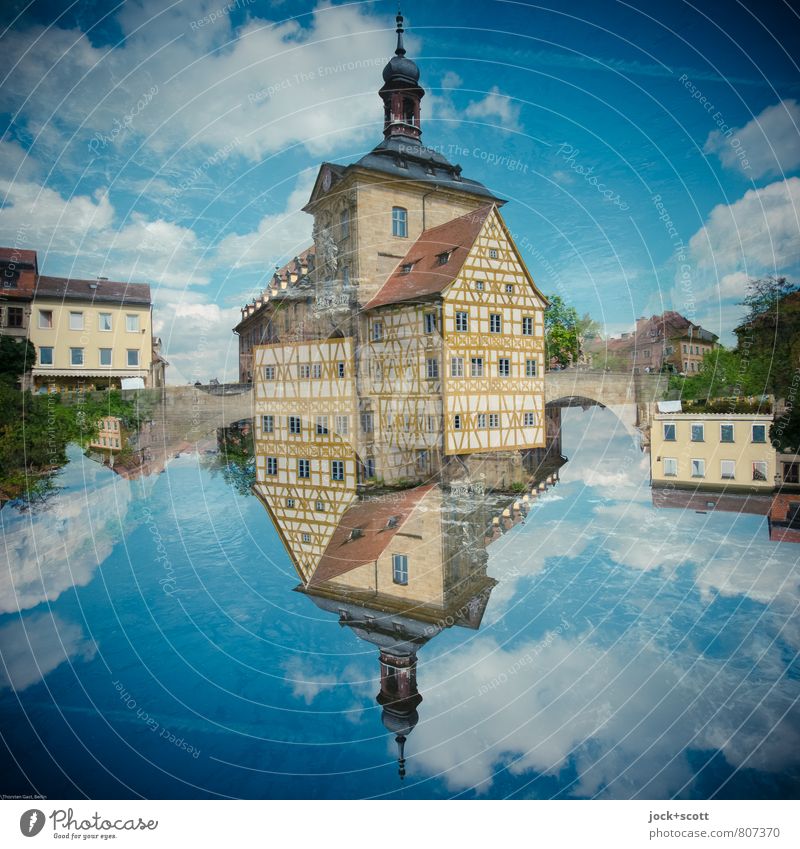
34,275,151,306
310,484,436,585
0,247,37,268
364,205,494,310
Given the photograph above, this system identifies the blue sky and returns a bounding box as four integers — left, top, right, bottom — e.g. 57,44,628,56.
1,0,798,382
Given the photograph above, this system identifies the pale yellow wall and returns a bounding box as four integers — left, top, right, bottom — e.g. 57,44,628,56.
29,298,152,385
442,207,546,455
253,338,358,582
328,489,447,607
651,413,776,489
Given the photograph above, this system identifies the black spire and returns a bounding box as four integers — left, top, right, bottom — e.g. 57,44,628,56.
396,734,407,780
395,9,406,57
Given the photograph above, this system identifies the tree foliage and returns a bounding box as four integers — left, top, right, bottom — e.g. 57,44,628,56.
545,295,580,367
0,337,36,385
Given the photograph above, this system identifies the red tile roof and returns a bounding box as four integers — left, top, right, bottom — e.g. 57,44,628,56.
363,205,494,310
0,247,37,268
310,484,436,584
34,275,151,305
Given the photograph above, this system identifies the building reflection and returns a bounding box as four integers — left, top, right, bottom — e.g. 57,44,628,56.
254,407,567,778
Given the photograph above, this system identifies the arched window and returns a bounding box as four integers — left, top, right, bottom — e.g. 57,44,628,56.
403,98,416,125
392,206,408,237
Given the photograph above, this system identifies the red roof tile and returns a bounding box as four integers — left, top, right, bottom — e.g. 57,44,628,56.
363,205,494,310
34,275,151,305
0,247,37,268
310,484,436,584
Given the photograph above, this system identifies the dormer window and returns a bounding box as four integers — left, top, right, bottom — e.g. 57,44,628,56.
401,263,414,274
475,281,485,291
436,251,451,266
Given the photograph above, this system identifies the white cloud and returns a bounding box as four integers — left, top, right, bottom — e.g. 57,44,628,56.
1,1,412,164
704,99,800,179
689,177,800,272
464,85,522,132
441,71,463,89
213,169,315,271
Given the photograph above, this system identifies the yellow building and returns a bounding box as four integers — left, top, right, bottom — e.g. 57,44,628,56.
651,412,776,491
28,275,154,392
242,14,546,487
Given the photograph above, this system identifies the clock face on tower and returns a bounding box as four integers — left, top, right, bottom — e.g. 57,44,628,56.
321,169,332,192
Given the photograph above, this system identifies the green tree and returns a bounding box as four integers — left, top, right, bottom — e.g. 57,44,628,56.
0,337,36,386
545,295,579,367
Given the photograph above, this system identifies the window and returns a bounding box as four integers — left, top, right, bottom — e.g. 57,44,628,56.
455,311,468,332
470,357,483,377
340,208,350,239
424,313,436,333
720,423,734,443
372,321,383,341
489,248,498,259
39,346,53,366
302,533,311,543
316,416,329,435
127,349,139,367
298,459,310,478
98,312,112,331
263,365,275,380
262,415,274,433
691,458,705,478
266,457,278,475
401,263,413,274
70,347,84,366
38,309,53,329
426,358,439,379
505,284,514,294
392,206,408,237
289,416,302,435
526,358,537,377
99,348,112,366
365,457,375,478
523,412,535,427
337,361,345,378
126,314,140,332
392,553,408,585
475,280,484,291
7,307,23,327
752,461,768,482
489,413,499,428
498,357,510,377
436,251,450,266
522,316,534,336
453,414,462,430
450,357,464,377
490,313,502,333
663,457,678,477
360,412,374,433
663,423,676,441
315,500,326,512
721,460,736,480
331,460,344,481
298,363,311,379
683,344,688,354
752,424,767,443
286,497,295,508
690,423,704,442
335,415,349,435
69,311,84,331
312,363,322,379
477,413,486,429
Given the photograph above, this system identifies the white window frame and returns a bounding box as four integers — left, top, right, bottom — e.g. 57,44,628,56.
266,457,278,475
331,460,344,481
98,312,112,331
262,415,274,433
99,348,112,367
39,346,53,366
720,423,735,443
126,349,139,367
288,415,302,435
663,422,676,441
691,458,705,478
392,553,408,585
721,460,736,480
126,314,140,333
498,357,510,377
69,311,84,331
38,309,53,329
690,423,704,442
426,358,439,379
455,311,469,332
297,458,310,478
489,313,502,333
522,316,534,336
450,357,464,377
751,424,767,444
391,206,408,238
752,461,768,482
70,347,84,366
526,358,537,377
663,457,678,477
470,357,483,377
